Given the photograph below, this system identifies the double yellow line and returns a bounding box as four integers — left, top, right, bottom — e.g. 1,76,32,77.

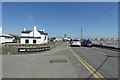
68,47,105,78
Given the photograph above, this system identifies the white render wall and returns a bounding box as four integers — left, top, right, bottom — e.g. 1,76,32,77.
29,31,34,37
20,38,25,44
41,35,48,44
20,38,47,44
45,36,48,44
33,30,40,37
21,33,29,36
20,37,48,44
29,39,33,44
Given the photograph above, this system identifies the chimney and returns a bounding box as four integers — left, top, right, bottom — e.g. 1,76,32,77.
34,26,37,31
23,28,26,31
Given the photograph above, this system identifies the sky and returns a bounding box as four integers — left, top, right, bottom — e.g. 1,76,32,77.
2,2,118,39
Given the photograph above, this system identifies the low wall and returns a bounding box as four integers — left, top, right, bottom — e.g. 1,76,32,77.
93,44,119,52
1,42,60,54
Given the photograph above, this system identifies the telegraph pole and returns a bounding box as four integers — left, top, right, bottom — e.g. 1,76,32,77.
81,27,82,41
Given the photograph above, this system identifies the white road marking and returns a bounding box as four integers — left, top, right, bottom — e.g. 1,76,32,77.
98,52,107,55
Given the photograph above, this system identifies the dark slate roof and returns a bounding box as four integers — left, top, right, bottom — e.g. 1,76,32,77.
38,31,48,35
20,36,41,38
0,34,14,38
21,30,48,35
21,30,32,33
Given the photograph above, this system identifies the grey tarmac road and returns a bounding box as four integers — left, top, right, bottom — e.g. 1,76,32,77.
2,42,118,78
72,46,118,78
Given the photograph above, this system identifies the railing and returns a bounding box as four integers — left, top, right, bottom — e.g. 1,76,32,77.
93,44,119,52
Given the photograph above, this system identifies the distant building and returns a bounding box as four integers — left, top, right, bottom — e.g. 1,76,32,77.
50,37,62,42
55,37,62,41
20,26,48,44
63,34,71,41
63,37,71,41
0,34,15,44
0,27,15,44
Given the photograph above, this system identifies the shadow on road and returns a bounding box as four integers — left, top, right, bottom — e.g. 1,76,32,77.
87,55,118,80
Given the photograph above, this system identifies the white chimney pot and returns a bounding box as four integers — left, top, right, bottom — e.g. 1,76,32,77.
34,26,37,31
23,28,26,31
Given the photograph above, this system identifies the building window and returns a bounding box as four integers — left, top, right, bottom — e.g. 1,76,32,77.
25,39,29,44
33,40,36,44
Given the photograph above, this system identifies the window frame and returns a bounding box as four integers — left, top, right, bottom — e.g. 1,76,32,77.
25,39,29,44
33,40,36,44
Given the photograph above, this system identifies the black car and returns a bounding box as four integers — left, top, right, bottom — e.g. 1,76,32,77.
81,39,92,47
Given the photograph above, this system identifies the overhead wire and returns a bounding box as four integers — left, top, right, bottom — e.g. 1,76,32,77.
82,3,119,79
83,2,118,28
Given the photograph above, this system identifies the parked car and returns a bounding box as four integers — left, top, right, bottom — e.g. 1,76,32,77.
81,39,92,47
70,39,81,47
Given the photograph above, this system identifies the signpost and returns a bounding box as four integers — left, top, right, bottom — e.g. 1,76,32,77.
18,47,50,52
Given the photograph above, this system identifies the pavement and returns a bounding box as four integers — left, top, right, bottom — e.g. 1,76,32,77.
2,42,118,78
2,42,78,78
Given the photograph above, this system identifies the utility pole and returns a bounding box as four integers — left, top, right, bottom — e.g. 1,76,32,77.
81,27,82,41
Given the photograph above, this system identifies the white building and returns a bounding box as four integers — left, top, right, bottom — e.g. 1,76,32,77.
63,37,71,41
20,26,48,44
0,34,15,44
0,27,15,44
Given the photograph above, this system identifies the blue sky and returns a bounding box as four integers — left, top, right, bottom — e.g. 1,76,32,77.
2,2,118,38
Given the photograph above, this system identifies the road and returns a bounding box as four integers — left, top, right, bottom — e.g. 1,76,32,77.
2,42,118,78
71,46,118,78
